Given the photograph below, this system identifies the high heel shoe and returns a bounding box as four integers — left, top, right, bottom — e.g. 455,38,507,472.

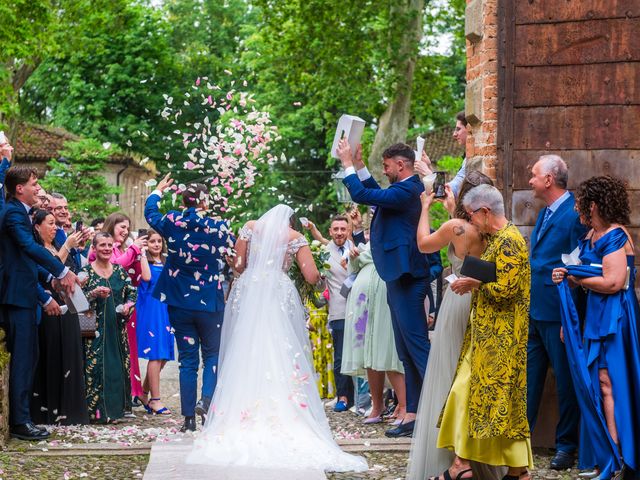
148,398,171,415
134,391,151,412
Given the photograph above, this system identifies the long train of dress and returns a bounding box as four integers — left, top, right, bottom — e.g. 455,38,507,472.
185,205,368,479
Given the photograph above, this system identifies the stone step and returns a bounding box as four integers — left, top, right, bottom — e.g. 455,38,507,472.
7,436,412,456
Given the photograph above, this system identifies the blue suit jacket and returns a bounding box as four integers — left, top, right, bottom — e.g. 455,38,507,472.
343,173,430,282
144,193,233,313
0,198,66,308
529,192,587,322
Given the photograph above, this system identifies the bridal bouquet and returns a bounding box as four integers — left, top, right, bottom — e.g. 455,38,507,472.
289,239,331,300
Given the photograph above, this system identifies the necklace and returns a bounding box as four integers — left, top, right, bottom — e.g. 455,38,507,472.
93,261,113,278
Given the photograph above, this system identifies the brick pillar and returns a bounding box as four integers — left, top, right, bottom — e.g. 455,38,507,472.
464,0,498,183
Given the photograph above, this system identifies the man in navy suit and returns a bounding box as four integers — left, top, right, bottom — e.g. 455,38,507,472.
338,139,431,437
0,166,78,440
528,154,587,469
145,174,233,432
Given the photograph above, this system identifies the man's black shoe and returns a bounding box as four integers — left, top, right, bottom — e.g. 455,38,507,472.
384,420,415,438
195,397,211,424
550,450,575,470
180,416,196,433
10,423,50,441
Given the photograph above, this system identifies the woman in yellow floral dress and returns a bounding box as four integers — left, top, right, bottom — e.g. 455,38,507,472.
432,185,533,480
306,294,335,399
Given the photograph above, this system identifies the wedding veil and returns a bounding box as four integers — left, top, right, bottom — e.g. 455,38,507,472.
186,204,368,477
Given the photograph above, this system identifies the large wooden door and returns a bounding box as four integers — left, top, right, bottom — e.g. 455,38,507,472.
498,0,640,258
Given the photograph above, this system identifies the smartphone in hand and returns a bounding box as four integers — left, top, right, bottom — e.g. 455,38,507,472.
433,171,446,199
75,221,84,233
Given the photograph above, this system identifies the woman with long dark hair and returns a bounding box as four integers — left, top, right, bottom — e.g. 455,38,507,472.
136,229,174,415
30,209,89,425
552,176,640,479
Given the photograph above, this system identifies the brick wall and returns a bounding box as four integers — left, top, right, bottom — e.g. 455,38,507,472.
464,0,499,184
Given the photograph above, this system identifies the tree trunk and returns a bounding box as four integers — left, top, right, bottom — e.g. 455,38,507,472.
1,58,40,138
367,0,425,184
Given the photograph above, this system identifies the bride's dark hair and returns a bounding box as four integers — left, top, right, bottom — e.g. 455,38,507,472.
289,212,299,230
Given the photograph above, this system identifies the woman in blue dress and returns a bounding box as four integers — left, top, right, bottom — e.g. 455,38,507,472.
553,176,640,480
137,229,175,415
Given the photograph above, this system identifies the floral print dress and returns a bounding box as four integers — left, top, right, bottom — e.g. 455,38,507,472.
82,264,137,423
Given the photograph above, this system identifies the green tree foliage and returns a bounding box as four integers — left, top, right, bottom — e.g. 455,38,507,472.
20,0,175,161
39,139,121,220
16,0,466,228
0,0,55,129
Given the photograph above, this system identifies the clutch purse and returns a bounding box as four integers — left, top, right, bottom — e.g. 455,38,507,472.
78,311,97,338
460,255,497,283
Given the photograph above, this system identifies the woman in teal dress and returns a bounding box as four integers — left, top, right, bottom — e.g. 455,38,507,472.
553,176,640,480
342,242,406,424
82,232,137,423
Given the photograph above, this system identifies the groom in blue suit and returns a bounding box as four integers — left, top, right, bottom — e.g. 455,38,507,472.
528,155,587,469
338,139,431,437
145,174,233,432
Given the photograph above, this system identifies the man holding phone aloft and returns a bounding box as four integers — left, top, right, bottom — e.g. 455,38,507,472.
337,138,432,438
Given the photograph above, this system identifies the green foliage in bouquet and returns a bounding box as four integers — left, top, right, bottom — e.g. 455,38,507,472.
289,239,331,301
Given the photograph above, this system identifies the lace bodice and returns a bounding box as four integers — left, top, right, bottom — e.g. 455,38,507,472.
238,225,308,272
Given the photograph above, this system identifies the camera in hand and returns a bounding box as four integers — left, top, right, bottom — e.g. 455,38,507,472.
138,228,148,238
433,171,446,198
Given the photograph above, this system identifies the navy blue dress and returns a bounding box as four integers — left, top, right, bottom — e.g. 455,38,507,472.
558,228,640,478
136,262,175,361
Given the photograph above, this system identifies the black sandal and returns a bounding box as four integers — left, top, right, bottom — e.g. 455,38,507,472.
429,468,473,480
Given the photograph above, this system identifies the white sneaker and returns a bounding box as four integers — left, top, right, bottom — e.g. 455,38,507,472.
324,398,337,408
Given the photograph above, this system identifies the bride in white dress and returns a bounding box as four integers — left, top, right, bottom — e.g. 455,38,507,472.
408,177,505,480
186,205,368,479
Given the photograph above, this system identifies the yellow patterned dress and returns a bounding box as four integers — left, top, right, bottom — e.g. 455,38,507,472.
437,223,533,468
306,297,335,399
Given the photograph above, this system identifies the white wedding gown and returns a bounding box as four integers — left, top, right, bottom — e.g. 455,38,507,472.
186,205,368,479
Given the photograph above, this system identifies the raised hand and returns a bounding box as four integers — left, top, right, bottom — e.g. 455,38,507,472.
157,173,174,193
349,208,362,230
133,234,148,250
0,142,13,161
420,191,436,210
442,185,456,215
64,231,84,250
336,138,354,169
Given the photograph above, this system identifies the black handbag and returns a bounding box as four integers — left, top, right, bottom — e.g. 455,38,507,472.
460,255,497,283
